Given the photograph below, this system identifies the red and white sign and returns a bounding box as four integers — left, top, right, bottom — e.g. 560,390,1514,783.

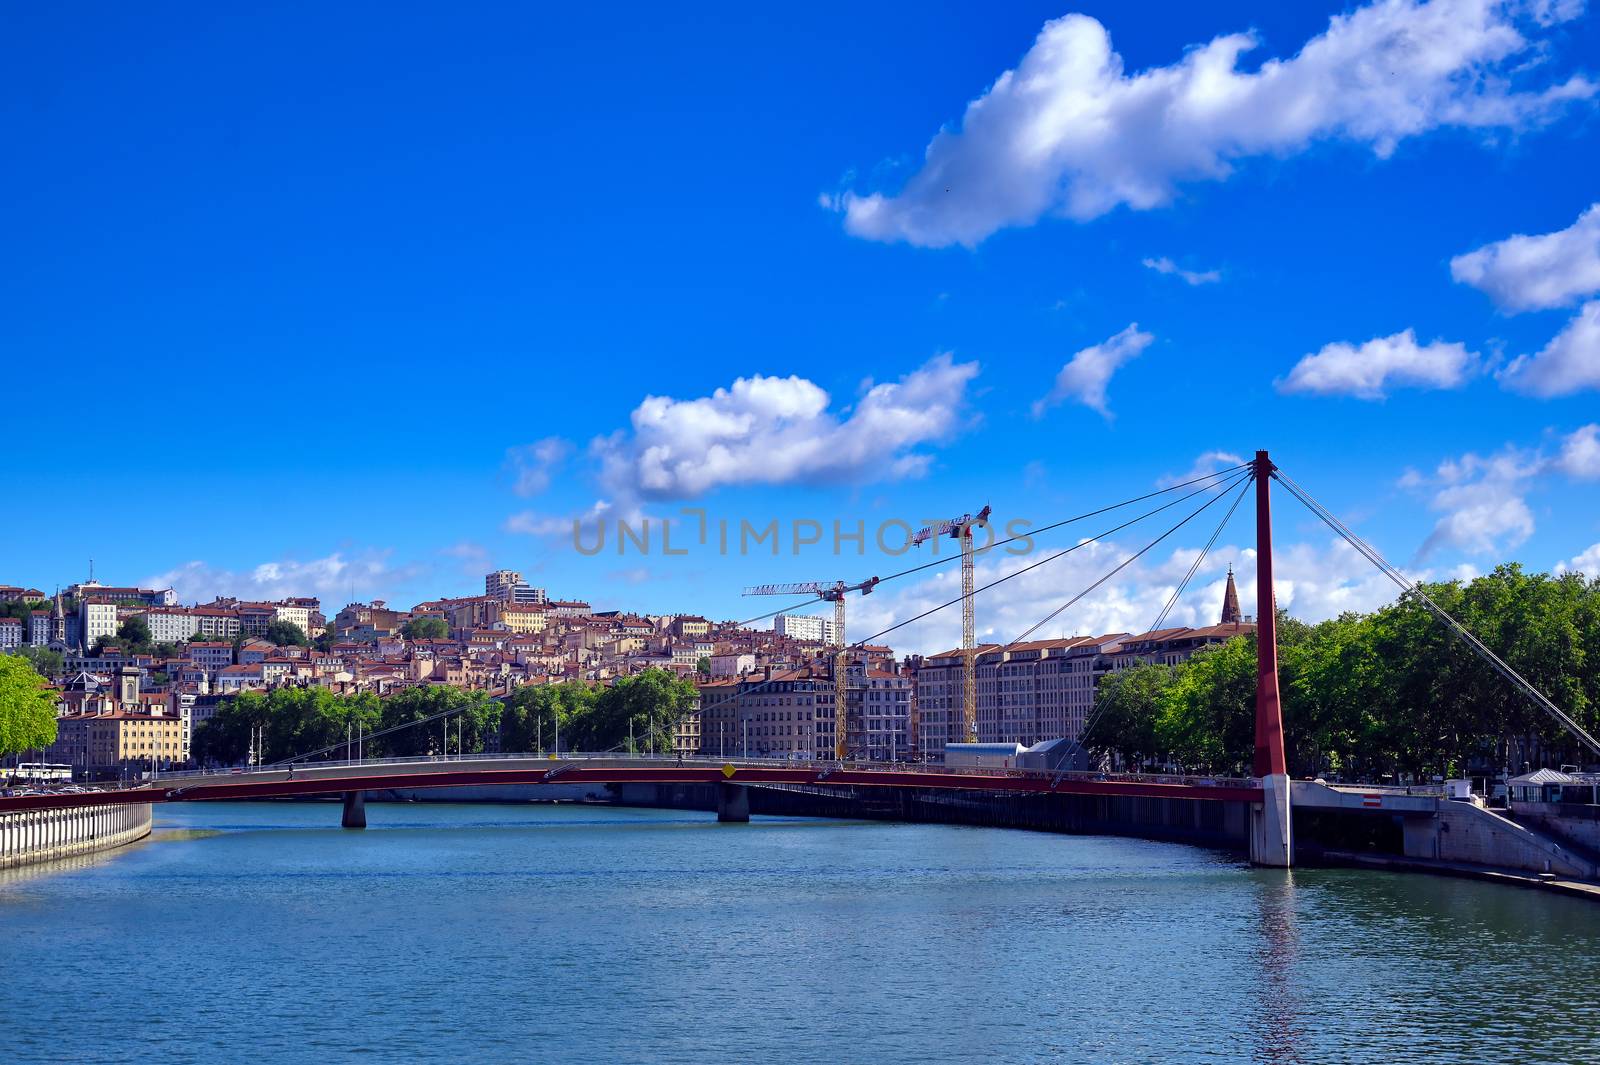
1361,794,1383,808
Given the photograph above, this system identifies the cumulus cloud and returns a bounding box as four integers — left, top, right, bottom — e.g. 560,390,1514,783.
1554,423,1600,479
1499,299,1600,396
1142,257,1221,286
1422,467,1538,557
593,354,978,501
1556,542,1600,578
505,437,573,497
1278,329,1480,399
1451,202,1600,312
144,551,422,605
833,0,1593,247
1033,324,1152,419
1449,204,1600,397
1408,427,1600,557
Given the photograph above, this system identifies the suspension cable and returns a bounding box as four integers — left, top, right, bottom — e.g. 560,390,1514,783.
687,469,1254,737
1148,474,1252,634
1272,465,1600,758
1076,474,1253,753
268,465,1254,764
1000,470,1252,650
723,462,1253,629
854,469,1252,648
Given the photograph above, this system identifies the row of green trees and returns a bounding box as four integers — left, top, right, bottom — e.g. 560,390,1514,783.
1083,565,1600,779
193,669,699,765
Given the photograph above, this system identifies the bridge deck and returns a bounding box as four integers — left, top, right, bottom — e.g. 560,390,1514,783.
0,757,1262,811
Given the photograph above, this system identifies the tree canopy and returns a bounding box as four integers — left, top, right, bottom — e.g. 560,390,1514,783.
190,668,698,766
263,619,310,647
1082,565,1600,779
402,616,448,641
0,654,58,757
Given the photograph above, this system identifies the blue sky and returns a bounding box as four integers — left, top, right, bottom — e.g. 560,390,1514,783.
4,0,1598,653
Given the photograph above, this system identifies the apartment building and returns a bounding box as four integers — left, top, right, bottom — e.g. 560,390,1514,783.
773,613,837,645
917,627,1259,757
138,607,200,645
274,598,322,636
191,607,242,639
186,642,233,675
80,599,120,646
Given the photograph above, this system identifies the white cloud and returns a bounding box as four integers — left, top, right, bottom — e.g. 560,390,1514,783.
1424,476,1537,557
505,499,619,540
144,551,421,605
1279,329,1479,399
1033,323,1152,419
593,354,978,501
1499,299,1600,396
1556,542,1600,577
834,0,1593,247
1411,442,1545,557
505,437,572,497
1554,423,1600,479
1142,257,1221,286
850,536,1411,657
1411,425,1600,557
1158,450,1247,488
1450,202,1600,312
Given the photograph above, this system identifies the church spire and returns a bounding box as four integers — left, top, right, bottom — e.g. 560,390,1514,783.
1220,564,1242,625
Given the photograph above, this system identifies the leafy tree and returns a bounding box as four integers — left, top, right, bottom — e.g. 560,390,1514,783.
0,654,58,757
1082,565,1600,781
1082,664,1171,769
0,600,38,625
1157,636,1257,774
501,681,594,753
263,619,309,647
375,686,501,758
402,616,449,641
15,646,63,678
193,688,382,766
583,670,697,753
696,656,711,676
117,615,152,650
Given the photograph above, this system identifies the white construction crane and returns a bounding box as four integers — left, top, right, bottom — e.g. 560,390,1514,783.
743,576,881,759
913,505,991,745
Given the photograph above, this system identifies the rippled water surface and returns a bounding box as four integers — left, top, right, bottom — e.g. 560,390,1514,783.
1,802,1595,1064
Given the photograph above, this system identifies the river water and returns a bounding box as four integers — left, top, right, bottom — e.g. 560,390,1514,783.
0,802,1594,1064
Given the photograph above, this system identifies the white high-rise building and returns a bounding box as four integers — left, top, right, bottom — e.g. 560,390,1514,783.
774,614,837,645
486,570,547,605
485,570,523,600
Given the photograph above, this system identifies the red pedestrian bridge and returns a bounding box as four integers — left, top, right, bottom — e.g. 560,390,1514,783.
0,753,1262,824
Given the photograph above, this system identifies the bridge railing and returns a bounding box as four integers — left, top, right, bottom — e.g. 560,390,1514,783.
146,752,1259,791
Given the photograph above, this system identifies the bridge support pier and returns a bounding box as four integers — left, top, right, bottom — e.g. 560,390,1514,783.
341,790,367,830
1249,774,1293,867
716,782,750,823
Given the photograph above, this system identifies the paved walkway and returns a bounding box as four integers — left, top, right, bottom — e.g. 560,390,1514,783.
1318,849,1600,902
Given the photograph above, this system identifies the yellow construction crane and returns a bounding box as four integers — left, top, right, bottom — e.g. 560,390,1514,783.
743,576,881,759
913,505,991,745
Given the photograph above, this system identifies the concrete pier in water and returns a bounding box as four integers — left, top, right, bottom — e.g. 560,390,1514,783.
341,791,367,829
716,782,750,823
